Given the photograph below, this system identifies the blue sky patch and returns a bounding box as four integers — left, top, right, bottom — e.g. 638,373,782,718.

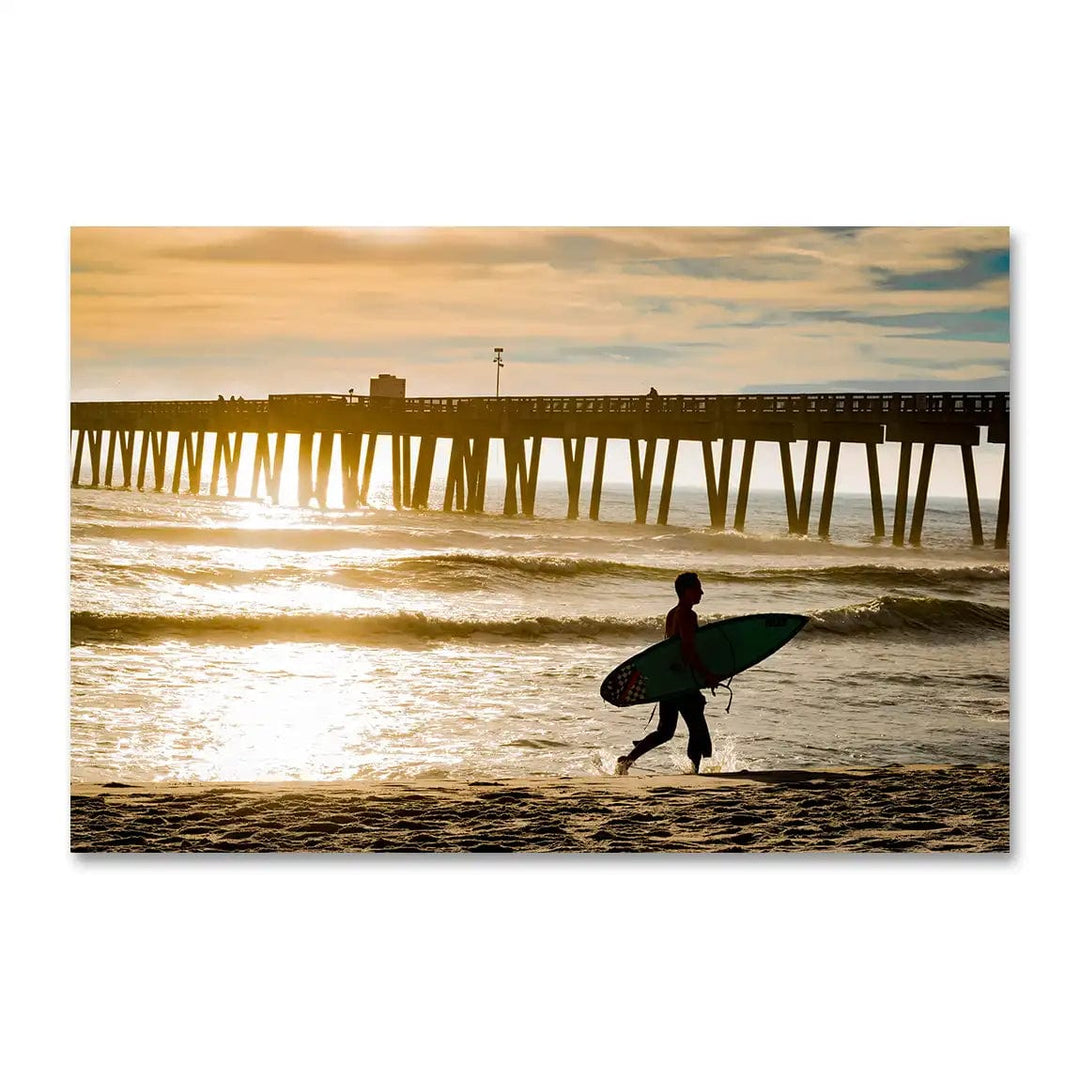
795,306,1009,343
626,254,819,281
871,248,1010,291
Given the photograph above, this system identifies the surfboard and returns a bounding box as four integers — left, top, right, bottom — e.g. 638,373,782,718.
600,613,808,707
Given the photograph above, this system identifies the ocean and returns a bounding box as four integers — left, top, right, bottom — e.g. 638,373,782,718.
70,476,1010,784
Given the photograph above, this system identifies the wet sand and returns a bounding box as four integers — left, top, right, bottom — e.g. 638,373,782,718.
69,763,1009,853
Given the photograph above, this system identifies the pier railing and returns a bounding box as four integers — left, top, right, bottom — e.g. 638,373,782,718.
70,391,1009,428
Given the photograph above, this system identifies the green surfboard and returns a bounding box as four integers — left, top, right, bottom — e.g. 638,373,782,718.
600,613,808,707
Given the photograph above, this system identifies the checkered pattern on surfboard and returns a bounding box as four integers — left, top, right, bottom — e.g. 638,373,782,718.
605,665,648,706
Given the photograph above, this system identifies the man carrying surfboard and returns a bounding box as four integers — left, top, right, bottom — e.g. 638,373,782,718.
615,572,721,775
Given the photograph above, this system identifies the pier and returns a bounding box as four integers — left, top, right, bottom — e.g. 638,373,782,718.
70,392,1009,548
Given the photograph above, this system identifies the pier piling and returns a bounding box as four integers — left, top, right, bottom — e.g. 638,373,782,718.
866,443,885,538
995,443,1009,550
961,444,984,546
893,442,913,546
797,440,819,534
817,441,841,539
563,437,586,520
909,443,936,546
657,439,679,526
589,437,607,520
733,440,755,531
629,439,657,525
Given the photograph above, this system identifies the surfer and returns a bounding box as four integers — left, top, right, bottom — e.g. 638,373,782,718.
615,572,720,775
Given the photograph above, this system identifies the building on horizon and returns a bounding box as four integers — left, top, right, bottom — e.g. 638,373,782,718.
370,374,406,398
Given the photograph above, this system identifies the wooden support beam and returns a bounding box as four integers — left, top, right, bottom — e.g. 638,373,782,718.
466,437,490,513
190,431,206,494
502,436,541,516
392,431,402,509
702,440,719,527
314,431,334,508
360,432,378,504
523,438,542,516
105,430,118,487
138,430,168,491
136,430,149,490
445,438,465,511
402,436,412,507
909,443,935,546
151,431,168,491
266,432,282,503
994,442,1009,549
502,437,523,516
563,437,586,519
251,431,286,502
717,438,733,528
412,435,437,510
87,429,102,487
798,440,819,534
778,441,798,533
866,442,885,538
118,430,135,488
733,440,755,532
961,443,984,546
210,433,224,496
226,432,243,496
817,441,841,539
250,432,267,499
657,439,679,525
892,442,913,546
590,437,607,521
173,432,189,494
340,432,363,509
72,429,86,486
628,438,657,525
296,431,314,505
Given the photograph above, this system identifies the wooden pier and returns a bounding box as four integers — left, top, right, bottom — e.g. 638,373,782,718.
70,391,1010,548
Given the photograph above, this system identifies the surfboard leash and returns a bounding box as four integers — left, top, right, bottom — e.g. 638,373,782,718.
719,678,734,713
642,702,659,733
714,627,737,713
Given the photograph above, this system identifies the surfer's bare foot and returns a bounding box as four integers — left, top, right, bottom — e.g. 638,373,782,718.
615,756,632,776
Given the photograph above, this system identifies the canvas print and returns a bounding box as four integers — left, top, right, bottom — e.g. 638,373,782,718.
69,227,1009,852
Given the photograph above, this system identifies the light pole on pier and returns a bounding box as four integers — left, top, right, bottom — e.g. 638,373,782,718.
493,347,505,398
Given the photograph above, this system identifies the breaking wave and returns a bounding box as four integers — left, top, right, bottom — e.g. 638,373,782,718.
71,594,1008,646
806,595,1009,636
72,549,1009,592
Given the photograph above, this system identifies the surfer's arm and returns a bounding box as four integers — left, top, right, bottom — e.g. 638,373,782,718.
677,611,720,687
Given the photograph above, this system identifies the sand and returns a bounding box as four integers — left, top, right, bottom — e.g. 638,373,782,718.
69,763,1009,853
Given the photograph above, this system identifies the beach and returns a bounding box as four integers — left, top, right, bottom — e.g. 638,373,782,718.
71,762,1008,853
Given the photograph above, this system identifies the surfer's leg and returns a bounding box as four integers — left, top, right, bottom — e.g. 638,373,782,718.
626,702,678,762
682,695,712,772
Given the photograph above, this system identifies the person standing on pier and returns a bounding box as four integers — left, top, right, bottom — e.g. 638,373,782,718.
615,572,720,775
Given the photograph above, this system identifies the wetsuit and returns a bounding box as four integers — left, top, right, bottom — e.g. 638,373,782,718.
630,690,712,770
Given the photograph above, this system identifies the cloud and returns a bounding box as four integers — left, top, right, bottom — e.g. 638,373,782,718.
813,227,866,240
743,375,1010,393
157,227,667,271
625,253,821,281
871,247,1010,291
70,226,1012,402
878,354,1010,373
793,306,1009,343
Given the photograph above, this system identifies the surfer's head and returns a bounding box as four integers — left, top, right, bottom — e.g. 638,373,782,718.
674,572,702,599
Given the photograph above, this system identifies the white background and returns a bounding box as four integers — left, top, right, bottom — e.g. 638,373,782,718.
5,2,1072,1077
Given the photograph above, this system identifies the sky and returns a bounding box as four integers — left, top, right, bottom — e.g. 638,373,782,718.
71,225,1008,401
69,226,1009,498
